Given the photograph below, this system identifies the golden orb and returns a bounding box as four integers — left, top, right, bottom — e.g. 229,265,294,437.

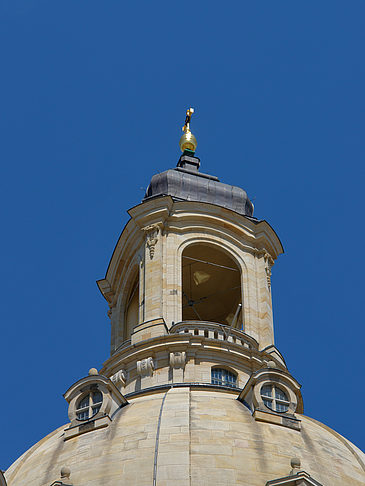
179,130,197,152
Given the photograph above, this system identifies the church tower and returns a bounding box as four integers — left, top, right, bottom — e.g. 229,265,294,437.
4,110,365,486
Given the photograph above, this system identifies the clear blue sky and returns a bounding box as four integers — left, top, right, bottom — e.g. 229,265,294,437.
1,0,364,469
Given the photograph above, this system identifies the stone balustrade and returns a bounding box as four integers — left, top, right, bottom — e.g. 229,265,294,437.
170,321,258,350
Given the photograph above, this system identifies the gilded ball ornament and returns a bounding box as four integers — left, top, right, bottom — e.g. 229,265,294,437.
179,130,197,152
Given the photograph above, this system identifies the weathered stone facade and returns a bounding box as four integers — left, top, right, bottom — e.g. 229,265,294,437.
5,389,365,486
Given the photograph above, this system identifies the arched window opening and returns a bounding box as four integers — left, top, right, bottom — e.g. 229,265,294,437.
261,384,289,413
76,389,103,421
211,367,237,388
182,244,242,326
125,275,139,339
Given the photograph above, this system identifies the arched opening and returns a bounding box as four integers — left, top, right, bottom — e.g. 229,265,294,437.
125,274,139,339
182,244,242,326
211,367,237,388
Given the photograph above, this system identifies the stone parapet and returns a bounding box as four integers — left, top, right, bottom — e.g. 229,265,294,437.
170,321,259,350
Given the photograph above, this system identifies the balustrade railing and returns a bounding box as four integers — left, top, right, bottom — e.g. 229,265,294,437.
170,321,258,350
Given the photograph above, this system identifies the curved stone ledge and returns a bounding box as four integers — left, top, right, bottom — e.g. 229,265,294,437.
124,382,241,399
100,320,286,397
170,321,259,350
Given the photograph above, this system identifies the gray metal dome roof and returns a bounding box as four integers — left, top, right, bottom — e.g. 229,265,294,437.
143,153,254,217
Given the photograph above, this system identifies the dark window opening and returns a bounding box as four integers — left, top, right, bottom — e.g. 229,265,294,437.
211,368,237,388
182,244,242,326
125,275,139,339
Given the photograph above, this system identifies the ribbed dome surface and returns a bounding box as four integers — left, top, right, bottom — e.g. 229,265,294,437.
6,388,365,486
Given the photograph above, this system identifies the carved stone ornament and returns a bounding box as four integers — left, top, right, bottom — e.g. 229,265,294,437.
254,248,274,289
136,357,154,377
169,351,186,369
111,369,126,387
264,252,274,289
143,224,160,259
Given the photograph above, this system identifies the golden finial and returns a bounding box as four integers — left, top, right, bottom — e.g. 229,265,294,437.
179,107,197,153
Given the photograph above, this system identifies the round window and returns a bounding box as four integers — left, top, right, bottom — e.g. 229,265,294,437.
76,390,103,421
261,384,289,413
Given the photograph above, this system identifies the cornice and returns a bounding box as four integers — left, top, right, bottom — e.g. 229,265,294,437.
98,196,284,303
100,329,285,379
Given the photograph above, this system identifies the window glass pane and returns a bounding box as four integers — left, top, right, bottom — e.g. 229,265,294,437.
263,398,272,409
274,387,287,401
77,410,89,420
78,395,90,410
211,368,237,387
92,391,103,404
224,371,237,387
275,402,289,413
261,385,272,398
92,405,101,416
211,368,223,385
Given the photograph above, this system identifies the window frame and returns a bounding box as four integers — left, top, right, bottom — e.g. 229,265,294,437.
76,388,103,422
211,367,238,388
260,383,290,413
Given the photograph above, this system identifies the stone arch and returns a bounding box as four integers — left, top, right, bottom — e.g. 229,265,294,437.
210,365,238,387
124,270,139,340
180,240,243,327
175,235,251,328
112,258,141,348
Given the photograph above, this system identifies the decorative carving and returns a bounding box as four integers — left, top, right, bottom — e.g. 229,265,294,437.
264,252,274,289
107,300,117,319
111,369,126,387
254,248,274,289
143,224,160,259
136,357,154,377
169,352,186,369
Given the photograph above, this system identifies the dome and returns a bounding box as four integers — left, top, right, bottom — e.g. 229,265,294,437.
5,387,365,486
143,153,254,217
5,118,364,485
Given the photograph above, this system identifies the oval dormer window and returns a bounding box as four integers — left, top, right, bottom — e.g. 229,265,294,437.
76,390,103,421
261,384,289,413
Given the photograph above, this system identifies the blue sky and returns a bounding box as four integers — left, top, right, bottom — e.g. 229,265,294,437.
1,0,364,469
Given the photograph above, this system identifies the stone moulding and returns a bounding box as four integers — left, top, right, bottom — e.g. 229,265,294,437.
266,470,323,486
100,321,287,389
97,196,284,306
131,318,168,345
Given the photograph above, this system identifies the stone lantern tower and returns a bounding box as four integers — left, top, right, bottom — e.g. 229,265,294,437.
4,110,365,486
